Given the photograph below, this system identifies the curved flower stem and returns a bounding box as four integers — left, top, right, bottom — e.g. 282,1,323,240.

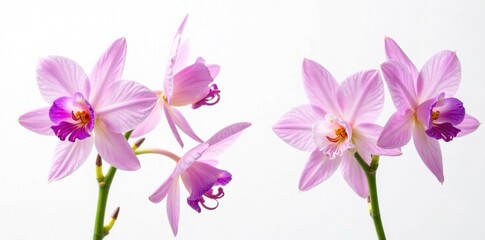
354,152,386,240
135,148,181,162
93,131,133,240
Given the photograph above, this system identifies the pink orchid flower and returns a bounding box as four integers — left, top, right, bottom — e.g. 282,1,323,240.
131,15,221,147
377,37,480,183
19,38,157,181
149,122,251,236
273,59,400,197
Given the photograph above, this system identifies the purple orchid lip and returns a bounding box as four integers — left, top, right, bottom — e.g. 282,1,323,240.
49,92,95,142
424,94,465,142
187,187,226,212
186,167,232,213
192,84,221,109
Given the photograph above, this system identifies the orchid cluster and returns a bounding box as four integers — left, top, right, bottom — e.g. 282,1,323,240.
19,16,250,239
273,37,479,239
17,12,480,239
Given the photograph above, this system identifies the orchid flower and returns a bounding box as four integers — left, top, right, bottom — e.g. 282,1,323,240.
18,38,158,181
148,122,250,236
377,37,480,182
131,15,221,147
273,59,400,197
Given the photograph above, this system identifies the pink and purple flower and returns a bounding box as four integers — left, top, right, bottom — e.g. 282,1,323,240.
377,37,480,182
19,38,157,181
149,122,250,236
131,15,221,147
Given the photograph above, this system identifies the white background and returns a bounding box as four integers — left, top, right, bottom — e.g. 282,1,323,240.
1,0,484,239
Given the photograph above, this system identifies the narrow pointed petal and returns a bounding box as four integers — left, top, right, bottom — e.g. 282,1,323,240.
273,105,325,152
89,38,127,106
19,107,54,135
207,64,221,78
149,176,173,203
456,114,480,137
201,122,252,161
131,99,163,138
354,123,401,157
166,178,180,236
413,123,444,182
171,59,213,106
417,51,461,101
377,110,414,148
302,59,341,116
171,41,190,74
381,61,418,109
37,56,89,103
170,107,203,143
165,15,189,103
337,70,383,124
299,150,341,191
384,37,419,80
95,80,157,133
94,124,140,171
340,151,368,198
163,104,184,147
48,138,94,182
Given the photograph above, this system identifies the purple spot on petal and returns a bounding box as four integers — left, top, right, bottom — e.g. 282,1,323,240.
49,92,95,142
425,122,461,142
215,171,232,186
192,84,221,109
434,97,465,125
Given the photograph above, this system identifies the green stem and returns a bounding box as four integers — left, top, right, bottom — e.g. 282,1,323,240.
354,152,386,240
93,131,132,240
93,166,117,240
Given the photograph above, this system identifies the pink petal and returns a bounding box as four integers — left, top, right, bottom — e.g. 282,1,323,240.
49,138,94,182
273,105,325,152
456,114,480,137
207,64,221,78
171,41,190,74
173,143,209,177
167,178,181,236
302,58,341,116
171,59,213,106
377,109,414,148
37,56,89,103
201,122,252,161
416,51,461,102
384,37,419,81
149,176,173,203
381,61,418,110
94,123,140,170
170,15,189,71
340,150,368,198
165,15,189,103
95,80,157,133
130,98,163,138
163,104,184,147
337,70,383,124
353,123,401,158
89,38,127,106
413,123,444,183
19,107,54,135
298,150,341,191
170,107,203,143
